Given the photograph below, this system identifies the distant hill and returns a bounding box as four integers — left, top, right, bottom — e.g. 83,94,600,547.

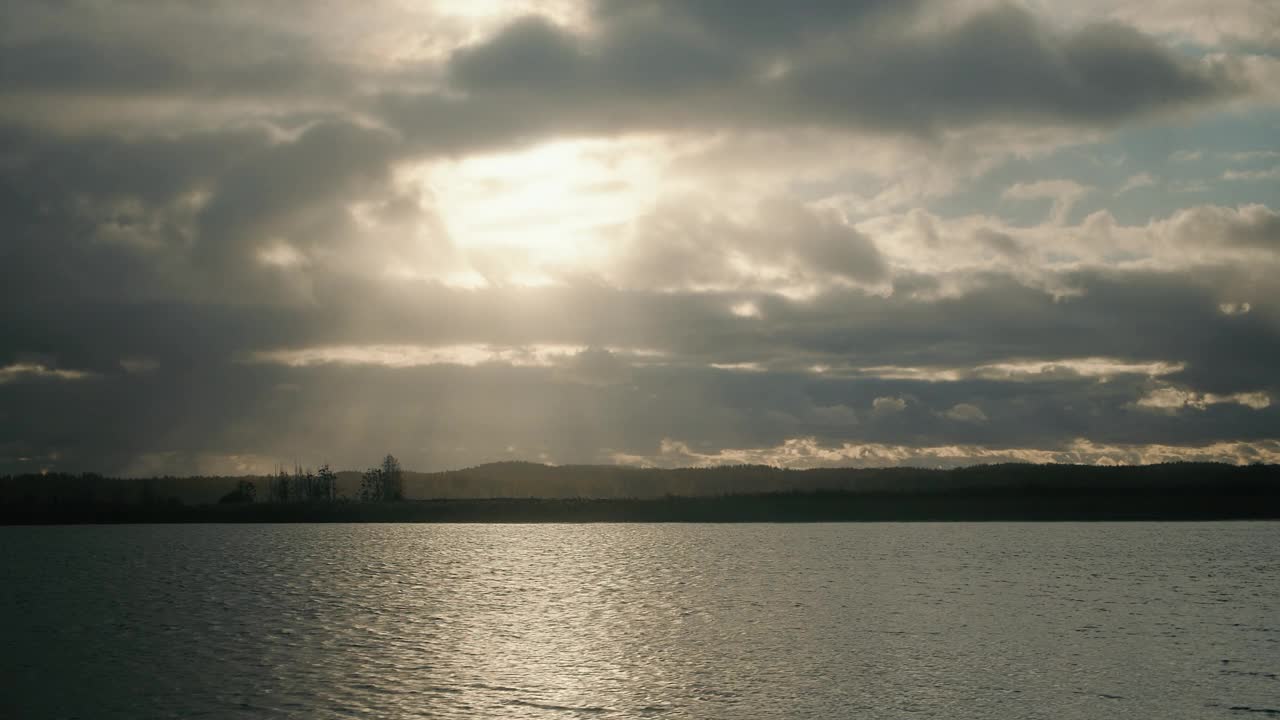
397,460,1280,499
4,461,1278,506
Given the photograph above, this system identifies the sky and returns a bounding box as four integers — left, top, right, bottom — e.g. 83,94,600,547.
1,0,1278,476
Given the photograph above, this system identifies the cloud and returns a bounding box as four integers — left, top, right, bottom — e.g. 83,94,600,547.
248,344,589,369
622,436,1280,469
556,347,638,386
1136,386,1271,411
368,2,1247,155
119,358,159,374
1222,150,1280,162
1118,172,1158,193
1156,203,1280,249
0,363,92,384
0,1,1277,474
849,358,1185,383
1003,179,1093,224
872,396,907,413
1222,166,1280,181
943,403,988,422
592,0,914,50
615,199,888,292
1059,0,1280,49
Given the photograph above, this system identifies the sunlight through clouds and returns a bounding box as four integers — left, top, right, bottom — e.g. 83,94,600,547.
248,344,665,369
1,0,1277,473
420,138,666,281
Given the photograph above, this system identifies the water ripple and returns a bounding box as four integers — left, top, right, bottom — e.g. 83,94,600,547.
1,522,1277,719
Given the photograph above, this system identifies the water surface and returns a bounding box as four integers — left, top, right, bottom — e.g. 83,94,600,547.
2,523,1277,718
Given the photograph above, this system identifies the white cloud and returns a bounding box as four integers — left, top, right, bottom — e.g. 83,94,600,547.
1137,386,1271,411
710,362,766,373
834,358,1184,383
619,436,1280,469
1222,151,1280,162
0,363,92,384
872,396,907,413
247,343,661,369
1118,172,1158,193
1222,166,1280,181
1002,180,1093,225
943,403,988,422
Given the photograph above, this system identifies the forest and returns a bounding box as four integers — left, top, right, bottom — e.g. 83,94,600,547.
2,459,1277,523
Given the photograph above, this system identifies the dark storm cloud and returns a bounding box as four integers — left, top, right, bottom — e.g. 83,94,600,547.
0,117,435,311
618,201,888,289
401,2,1239,151
3,259,1278,474
0,36,353,97
192,122,400,274
0,124,268,204
0,1,1246,147
0,1,358,99
783,6,1232,131
592,0,912,48
2,342,1275,475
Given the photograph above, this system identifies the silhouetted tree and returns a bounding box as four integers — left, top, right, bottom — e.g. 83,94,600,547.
139,477,157,505
360,467,382,502
293,465,312,501
219,480,256,504
316,464,337,502
269,468,291,503
358,455,403,502
381,454,403,501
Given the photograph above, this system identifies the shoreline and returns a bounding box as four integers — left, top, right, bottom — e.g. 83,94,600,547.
5,491,1278,524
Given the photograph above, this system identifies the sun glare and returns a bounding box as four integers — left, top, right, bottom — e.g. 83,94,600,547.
433,0,586,25
419,138,664,280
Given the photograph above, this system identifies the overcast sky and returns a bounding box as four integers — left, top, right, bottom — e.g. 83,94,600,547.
2,0,1278,475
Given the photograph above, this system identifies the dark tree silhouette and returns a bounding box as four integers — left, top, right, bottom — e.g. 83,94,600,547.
139,477,157,505
265,466,341,503
357,455,403,502
295,466,314,501
3,462,1280,522
381,454,403,501
269,468,291,503
315,464,338,502
360,467,383,502
219,480,256,504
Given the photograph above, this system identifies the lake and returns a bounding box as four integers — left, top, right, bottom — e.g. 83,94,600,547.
1,523,1277,719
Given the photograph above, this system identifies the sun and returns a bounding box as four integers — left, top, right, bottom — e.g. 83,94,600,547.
417,137,664,282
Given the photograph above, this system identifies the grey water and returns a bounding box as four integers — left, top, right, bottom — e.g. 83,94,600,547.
1,523,1277,719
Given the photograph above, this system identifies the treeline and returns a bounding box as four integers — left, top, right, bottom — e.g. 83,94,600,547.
257,465,337,504
2,460,1278,513
0,455,404,508
242,455,402,504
